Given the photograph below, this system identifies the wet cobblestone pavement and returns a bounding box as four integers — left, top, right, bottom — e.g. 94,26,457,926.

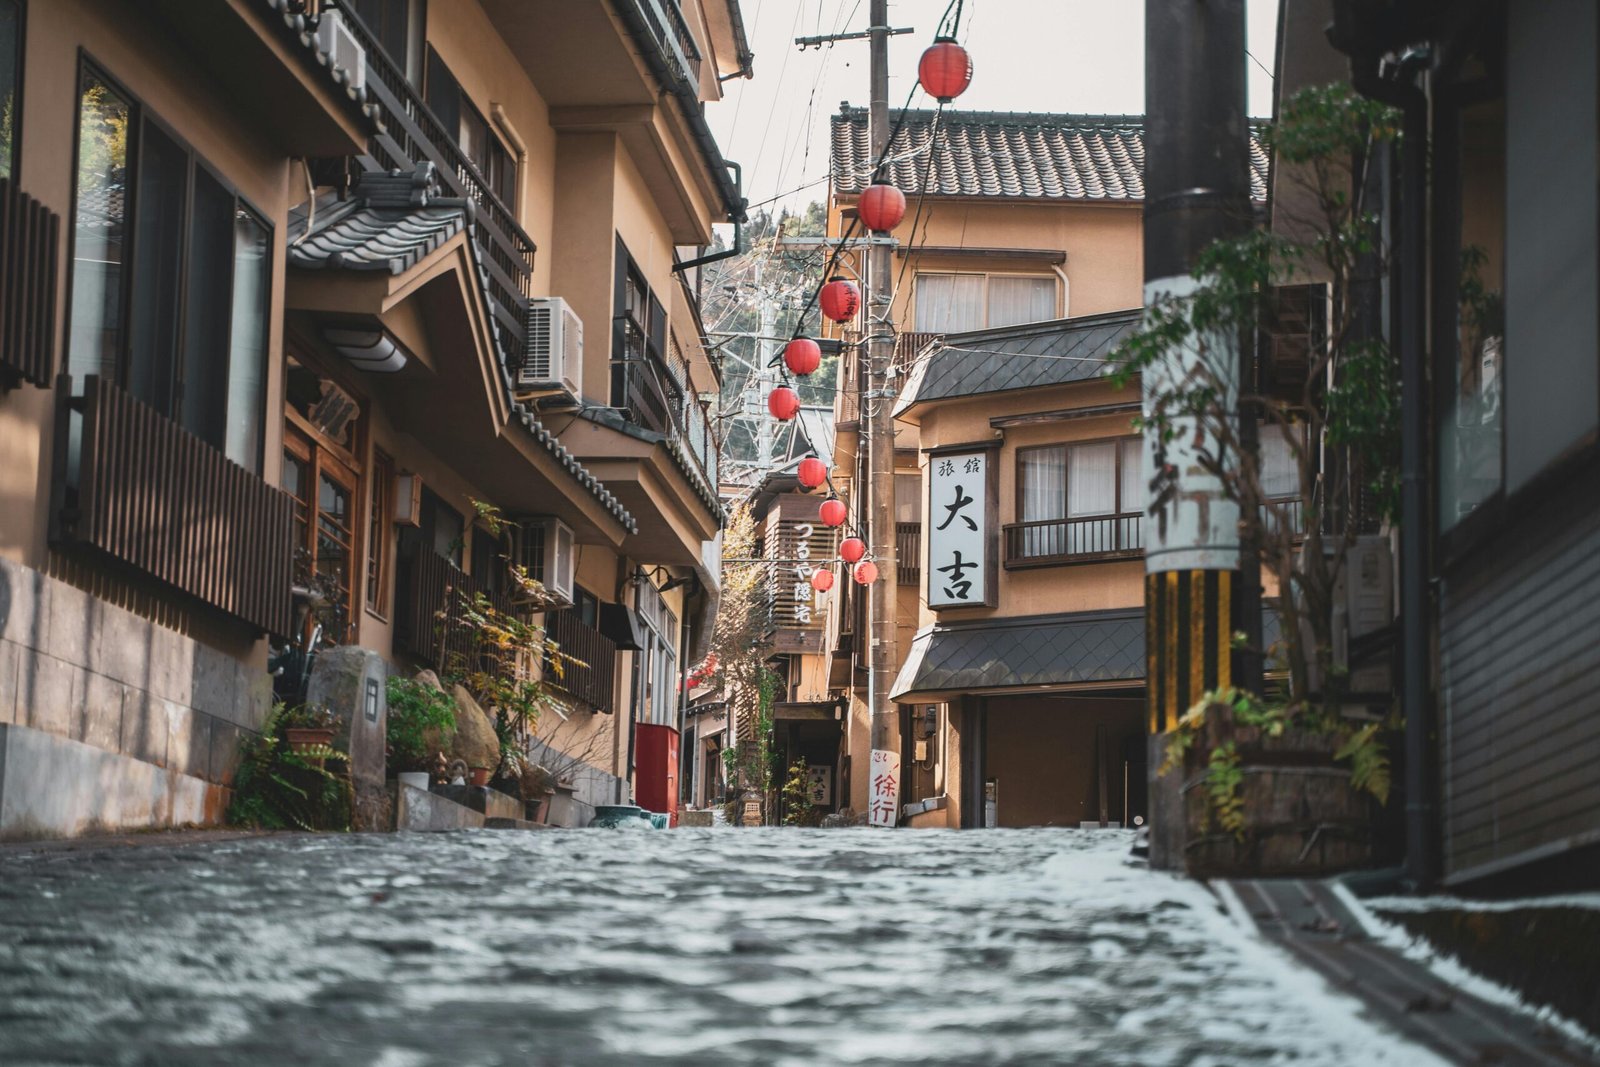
0,828,1441,1066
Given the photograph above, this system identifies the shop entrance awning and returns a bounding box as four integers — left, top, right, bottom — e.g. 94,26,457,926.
890,609,1145,703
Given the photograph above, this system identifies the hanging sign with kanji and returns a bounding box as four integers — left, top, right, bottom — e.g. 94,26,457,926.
868,748,900,828
926,449,991,608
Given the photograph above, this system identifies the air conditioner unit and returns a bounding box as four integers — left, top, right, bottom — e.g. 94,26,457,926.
511,517,575,606
520,297,583,397
315,11,367,94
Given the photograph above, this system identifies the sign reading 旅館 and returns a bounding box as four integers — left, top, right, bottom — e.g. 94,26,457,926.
926,450,989,609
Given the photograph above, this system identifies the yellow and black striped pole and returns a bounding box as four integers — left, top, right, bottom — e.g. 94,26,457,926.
1145,570,1234,734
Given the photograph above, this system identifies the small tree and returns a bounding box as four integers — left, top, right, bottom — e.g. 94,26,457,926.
1112,84,1403,806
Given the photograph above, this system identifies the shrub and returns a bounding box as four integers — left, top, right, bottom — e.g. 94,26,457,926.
386,677,457,773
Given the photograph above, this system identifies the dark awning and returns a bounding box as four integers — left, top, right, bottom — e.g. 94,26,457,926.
890,609,1145,703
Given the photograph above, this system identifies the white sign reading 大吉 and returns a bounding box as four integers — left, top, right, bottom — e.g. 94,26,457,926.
926,450,988,608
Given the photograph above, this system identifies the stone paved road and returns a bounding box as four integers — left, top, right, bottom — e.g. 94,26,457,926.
0,828,1445,1066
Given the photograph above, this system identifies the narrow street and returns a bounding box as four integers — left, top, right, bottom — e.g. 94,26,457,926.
0,830,1442,1067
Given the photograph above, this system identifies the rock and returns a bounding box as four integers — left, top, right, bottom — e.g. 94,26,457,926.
448,684,501,771
414,669,444,692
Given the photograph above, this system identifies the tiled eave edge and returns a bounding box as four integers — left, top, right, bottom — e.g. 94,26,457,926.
574,407,725,523
262,0,386,132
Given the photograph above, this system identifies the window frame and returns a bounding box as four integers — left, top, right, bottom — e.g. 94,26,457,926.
913,270,1059,333
1008,436,1144,566
365,447,394,619
423,45,518,211
0,0,27,182
284,419,363,647
66,53,275,473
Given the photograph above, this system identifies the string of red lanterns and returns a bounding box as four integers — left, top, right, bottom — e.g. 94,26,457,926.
918,37,973,103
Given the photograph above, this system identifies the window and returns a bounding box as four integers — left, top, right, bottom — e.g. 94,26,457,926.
67,64,272,472
913,272,1057,333
353,0,424,84
894,473,922,524
414,486,464,568
1257,424,1306,538
471,524,507,600
611,237,681,425
366,449,394,616
0,1,23,180
425,47,517,208
636,580,679,726
284,357,364,644
1013,438,1142,560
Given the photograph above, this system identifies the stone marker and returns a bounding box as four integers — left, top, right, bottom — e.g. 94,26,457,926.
306,646,389,831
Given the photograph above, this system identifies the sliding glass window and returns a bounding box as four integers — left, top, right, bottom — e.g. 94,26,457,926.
66,62,273,473
0,0,22,180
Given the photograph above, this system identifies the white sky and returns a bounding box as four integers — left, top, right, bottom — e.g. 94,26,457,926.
708,0,1281,217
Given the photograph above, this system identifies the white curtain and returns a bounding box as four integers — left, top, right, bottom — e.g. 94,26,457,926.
988,275,1057,328
894,474,923,524
1068,442,1117,516
914,273,985,333
1119,437,1143,550
1018,446,1066,557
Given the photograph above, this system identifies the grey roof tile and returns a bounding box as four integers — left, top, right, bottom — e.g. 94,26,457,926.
896,308,1141,415
890,610,1145,699
832,106,1267,203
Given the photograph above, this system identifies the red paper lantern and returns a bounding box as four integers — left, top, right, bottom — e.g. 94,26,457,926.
767,386,800,421
918,37,973,103
819,277,860,323
852,559,880,585
820,498,848,527
797,456,828,489
810,568,835,593
783,337,822,376
858,183,907,233
839,536,866,564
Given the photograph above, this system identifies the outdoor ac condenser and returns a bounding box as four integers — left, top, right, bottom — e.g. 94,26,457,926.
511,517,575,606
314,11,367,94
521,297,583,398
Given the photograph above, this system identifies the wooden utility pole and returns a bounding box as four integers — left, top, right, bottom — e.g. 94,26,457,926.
865,0,899,779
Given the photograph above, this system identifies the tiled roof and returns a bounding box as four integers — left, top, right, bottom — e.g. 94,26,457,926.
890,610,1145,700
895,308,1141,416
832,106,1269,202
293,165,636,534
261,0,385,129
289,168,468,274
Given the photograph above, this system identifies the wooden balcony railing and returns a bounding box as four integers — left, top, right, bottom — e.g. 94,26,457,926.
393,545,506,672
1004,514,1144,567
329,1,535,360
893,331,940,374
544,608,618,713
631,0,701,88
0,177,60,390
54,376,296,635
611,345,720,490
895,522,920,585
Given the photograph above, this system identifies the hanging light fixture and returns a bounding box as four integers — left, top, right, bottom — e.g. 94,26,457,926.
797,456,828,489
858,183,907,233
918,37,973,103
783,337,822,376
768,386,801,421
852,559,880,585
819,277,860,323
810,568,835,593
820,498,848,527
839,536,866,564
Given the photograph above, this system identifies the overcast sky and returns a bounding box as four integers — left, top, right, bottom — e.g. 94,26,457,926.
707,0,1281,217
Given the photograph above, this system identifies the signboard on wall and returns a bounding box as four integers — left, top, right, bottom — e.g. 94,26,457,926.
926,448,995,609
868,749,900,828
767,495,839,652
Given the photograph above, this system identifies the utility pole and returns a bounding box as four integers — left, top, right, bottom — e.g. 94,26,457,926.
754,270,777,475
865,0,900,791
1142,0,1251,866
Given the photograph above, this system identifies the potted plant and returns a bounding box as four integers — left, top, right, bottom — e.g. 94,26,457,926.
386,676,457,791
281,705,338,755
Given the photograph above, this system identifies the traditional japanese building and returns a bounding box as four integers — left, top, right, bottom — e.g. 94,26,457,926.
818,106,1269,826
0,0,748,837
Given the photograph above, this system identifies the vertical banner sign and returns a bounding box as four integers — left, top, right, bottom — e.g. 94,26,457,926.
868,748,900,828
926,450,989,608
789,522,821,626
1141,275,1240,573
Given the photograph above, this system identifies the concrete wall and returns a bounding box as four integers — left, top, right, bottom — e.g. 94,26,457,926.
0,558,271,838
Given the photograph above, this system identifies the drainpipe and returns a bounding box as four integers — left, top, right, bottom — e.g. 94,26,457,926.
1350,48,1436,889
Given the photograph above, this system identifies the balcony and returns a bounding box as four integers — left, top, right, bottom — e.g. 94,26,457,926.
53,376,297,635
393,545,509,672
611,338,719,490
633,0,702,88
1004,514,1145,568
896,522,921,586
327,0,536,361
544,608,619,713
0,177,60,390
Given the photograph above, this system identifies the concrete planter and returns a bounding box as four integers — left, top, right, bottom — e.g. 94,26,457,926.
1179,707,1374,879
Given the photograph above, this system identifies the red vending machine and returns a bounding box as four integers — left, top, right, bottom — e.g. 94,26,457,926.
634,722,680,826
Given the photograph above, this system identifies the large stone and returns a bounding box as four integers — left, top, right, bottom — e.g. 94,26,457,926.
306,646,389,790
448,684,501,772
